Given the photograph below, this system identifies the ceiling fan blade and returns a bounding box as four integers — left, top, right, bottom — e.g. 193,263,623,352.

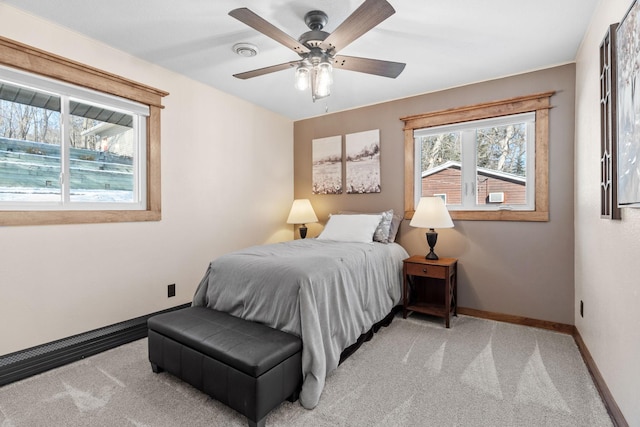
229,8,310,55
233,61,300,80
333,55,405,78
321,0,395,53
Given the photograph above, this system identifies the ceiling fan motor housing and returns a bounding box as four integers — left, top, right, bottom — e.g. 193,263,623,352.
300,11,330,50
304,10,328,31
299,30,330,49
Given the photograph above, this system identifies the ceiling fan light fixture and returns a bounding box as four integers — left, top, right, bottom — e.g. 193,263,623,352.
314,61,332,99
295,65,310,91
317,61,332,83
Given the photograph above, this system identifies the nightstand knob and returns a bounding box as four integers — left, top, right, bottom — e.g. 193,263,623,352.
422,268,427,273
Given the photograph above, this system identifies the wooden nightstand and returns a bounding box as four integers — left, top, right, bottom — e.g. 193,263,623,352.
403,256,458,328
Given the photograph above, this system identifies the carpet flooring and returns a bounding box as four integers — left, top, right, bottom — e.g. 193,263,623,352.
0,314,613,426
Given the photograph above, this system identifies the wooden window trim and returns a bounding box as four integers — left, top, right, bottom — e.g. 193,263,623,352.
401,91,554,222
0,36,168,226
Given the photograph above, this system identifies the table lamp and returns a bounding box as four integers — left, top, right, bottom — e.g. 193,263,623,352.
287,199,318,239
409,197,454,260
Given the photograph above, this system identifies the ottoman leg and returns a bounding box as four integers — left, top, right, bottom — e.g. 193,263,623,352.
248,416,266,427
150,362,163,373
286,389,299,402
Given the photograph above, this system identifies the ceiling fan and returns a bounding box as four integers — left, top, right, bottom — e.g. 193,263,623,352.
229,0,406,102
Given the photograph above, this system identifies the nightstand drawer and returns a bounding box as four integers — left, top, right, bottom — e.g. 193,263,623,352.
405,262,446,279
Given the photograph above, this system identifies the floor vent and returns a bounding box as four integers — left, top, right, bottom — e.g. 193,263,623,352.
0,303,190,387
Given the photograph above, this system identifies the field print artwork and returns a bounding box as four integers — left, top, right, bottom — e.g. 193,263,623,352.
346,129,381,194
617,0,640,206
312,135,342,194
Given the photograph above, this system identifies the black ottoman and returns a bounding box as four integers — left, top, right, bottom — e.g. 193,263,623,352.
148,307,302,427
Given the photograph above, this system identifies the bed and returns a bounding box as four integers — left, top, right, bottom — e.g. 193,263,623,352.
192,212,408,409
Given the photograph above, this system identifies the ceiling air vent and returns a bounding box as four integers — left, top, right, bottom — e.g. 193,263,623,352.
232,43,259,57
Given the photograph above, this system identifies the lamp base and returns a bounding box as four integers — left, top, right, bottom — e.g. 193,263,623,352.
425,229,439,260
299,224,308,239
425,251,439,260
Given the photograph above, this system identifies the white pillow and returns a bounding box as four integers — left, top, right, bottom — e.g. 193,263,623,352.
339,209,394,243
317,214,383,243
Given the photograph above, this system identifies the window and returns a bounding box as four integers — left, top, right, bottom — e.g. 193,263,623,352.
402,92,554,221
0,36,168,225
414,112,535,211
1,67,147,209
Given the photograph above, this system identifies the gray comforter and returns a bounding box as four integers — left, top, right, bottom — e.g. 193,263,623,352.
192,238,408,409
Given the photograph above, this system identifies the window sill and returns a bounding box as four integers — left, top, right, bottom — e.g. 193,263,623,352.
0,209,161,226
404,209,548,222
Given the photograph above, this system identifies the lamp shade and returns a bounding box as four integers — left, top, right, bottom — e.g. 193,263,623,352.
286,199,318,224
410,197,454,229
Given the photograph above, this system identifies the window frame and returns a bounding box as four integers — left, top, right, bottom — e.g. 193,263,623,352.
0,66,149,211
401,92,554,222
0,36,168,226
414,112,536,211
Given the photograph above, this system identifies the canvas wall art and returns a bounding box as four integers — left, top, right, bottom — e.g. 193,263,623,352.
312,135,342,194
617,0,640,207
345,129,381,194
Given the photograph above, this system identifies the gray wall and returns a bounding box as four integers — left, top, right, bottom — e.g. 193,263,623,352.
294,64,575,324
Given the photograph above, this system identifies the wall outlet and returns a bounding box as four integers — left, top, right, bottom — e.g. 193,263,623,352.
580,300,584,317
168,283,176,298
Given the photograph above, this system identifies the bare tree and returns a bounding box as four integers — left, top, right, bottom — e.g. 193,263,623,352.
16,104,35,140
477,124,526,175
0,101,62,145
420,133,460,171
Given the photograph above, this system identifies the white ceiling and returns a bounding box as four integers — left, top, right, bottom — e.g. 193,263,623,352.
3,0,599,120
